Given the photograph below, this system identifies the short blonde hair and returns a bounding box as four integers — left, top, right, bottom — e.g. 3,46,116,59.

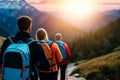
35,28,49,41
55,33,62,40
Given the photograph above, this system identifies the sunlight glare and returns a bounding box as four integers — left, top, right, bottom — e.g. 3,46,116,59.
61,0,98,18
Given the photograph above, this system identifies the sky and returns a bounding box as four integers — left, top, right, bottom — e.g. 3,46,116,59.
27,0,120,4
26,0,120,30
26,0,120,5
26,0,120,11
98,0,120,11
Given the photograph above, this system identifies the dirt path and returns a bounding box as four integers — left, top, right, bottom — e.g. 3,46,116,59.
58,63,86,80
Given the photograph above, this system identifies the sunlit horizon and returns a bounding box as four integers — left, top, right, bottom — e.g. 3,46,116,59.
27,0,120,11
26,0,120,31
59,0,98,19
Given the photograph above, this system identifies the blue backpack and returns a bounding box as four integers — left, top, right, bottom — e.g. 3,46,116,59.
2,37,35,80
55,41,67,61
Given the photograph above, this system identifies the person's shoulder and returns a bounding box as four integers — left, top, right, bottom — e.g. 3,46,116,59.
60,40,67,45
47,40,53,43
47,40,54,45
47,40,57,48
27,38,39,46
61,41,65,44
57,40,66,45
4,36,15,43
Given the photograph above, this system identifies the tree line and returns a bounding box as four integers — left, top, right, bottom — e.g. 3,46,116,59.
69,18,120,62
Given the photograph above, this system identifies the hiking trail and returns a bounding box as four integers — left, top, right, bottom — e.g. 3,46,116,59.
58,63,86,80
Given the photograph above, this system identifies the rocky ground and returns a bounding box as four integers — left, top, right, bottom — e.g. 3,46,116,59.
58,63,86,80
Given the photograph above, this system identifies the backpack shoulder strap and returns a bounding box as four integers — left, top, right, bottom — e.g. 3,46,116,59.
55,40,61,44
8,37,13,44
27,40,35,45
47,40,54,48
26,38,36,45
39,40,46,43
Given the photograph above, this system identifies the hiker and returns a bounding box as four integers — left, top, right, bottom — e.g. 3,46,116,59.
0,16,50,80
35,28,63,80
55,33,71,80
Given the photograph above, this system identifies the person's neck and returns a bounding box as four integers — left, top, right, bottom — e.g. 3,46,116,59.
25,29,30,33
21,30,29,33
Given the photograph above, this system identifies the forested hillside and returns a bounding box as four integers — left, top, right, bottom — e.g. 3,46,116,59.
70,18,120,62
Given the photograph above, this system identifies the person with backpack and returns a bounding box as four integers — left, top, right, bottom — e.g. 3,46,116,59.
55,33,71,80
0,16,50,80
35,28,63,80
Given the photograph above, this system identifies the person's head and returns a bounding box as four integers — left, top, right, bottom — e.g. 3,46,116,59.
35,28,49,41
55,33,62,40
17,16,32,33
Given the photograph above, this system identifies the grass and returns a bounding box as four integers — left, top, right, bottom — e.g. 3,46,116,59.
0,36,5,80
70,51,120,80
0,36,5,48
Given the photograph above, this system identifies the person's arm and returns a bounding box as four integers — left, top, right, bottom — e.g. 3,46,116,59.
52,43,63,63
64,43,71,60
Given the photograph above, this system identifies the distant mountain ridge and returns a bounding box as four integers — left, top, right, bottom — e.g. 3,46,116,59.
104,9,120,17
53,9,120,31
83,9,120,31
0,1,120,41
0,0,83,41
0,0,42,36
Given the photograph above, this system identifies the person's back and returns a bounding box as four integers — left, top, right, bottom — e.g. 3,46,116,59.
55,33,71,80
55,40,67,62
36,28,63,80
0,16,50,80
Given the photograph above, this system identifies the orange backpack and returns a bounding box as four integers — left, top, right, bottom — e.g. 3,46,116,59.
39,40,58,72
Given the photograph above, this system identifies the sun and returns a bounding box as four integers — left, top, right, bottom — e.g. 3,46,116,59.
61,0,98,18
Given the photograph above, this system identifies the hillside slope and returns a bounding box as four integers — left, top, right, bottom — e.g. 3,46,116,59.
0,0,43,37
70,18,120,62
70,51,120,80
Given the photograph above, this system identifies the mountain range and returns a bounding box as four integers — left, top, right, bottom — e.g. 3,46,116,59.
53,10,120,31
0,0,41,36
0,0,83,41
0,0,120,41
